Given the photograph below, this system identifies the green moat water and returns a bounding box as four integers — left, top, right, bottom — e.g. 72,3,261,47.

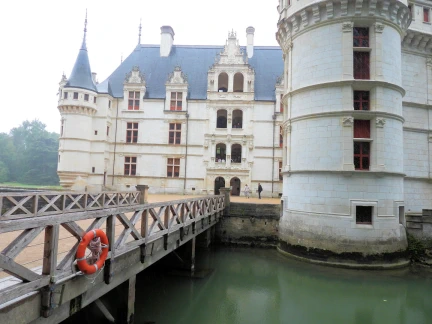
136,248,432,324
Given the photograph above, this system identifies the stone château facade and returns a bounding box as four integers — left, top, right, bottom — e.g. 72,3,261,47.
277,0,432,263
57,23,284,197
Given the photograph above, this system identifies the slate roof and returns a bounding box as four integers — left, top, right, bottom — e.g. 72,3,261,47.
65,40,98,92
98,45,283,101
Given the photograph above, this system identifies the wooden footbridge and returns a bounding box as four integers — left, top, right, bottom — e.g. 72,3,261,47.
0,186,226,323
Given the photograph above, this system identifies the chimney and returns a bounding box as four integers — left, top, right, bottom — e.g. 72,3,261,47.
160,26,175,57
246,26,255,59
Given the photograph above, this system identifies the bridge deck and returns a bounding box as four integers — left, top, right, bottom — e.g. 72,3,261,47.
0,190,224,323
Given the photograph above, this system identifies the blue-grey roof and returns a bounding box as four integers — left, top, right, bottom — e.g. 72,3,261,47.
65,40,97,92
98,45,283,101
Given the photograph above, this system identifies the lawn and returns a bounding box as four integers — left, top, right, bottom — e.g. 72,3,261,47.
0,182,63,190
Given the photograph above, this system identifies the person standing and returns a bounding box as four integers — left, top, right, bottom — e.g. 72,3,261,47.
258,183,263,199
244,184,250,198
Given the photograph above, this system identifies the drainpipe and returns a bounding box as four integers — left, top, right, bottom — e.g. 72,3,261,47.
112,98,119,186
183,112,189,193
272,113,276,195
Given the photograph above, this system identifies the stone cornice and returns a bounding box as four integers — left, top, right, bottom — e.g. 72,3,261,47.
402,101,432,109
402,29,432,54
282,169,405,177
290,110,405,123
288,80,406,97
277,0,411,46
58,105,97,116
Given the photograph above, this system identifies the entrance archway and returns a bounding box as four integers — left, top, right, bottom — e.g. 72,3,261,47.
214,177,225,195
230,177,241,196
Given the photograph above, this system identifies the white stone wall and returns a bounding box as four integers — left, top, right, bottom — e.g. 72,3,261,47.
402,53,428,105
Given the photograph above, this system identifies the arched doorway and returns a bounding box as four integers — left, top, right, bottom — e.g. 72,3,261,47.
230,177,241,196
214,177,225,195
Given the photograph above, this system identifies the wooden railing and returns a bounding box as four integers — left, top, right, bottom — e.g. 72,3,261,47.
0,191,224,310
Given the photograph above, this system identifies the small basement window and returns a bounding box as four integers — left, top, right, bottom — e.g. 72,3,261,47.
356,206,372,224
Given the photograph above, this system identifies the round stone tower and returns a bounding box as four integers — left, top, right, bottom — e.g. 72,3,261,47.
57,16,98,189
276,0,411,266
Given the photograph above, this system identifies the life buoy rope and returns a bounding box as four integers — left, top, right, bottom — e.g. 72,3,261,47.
76,229,109,275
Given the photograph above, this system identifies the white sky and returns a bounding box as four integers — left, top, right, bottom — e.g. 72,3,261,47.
0,0,280,134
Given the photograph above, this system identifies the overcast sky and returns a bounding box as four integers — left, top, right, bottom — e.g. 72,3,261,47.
0,0,280,134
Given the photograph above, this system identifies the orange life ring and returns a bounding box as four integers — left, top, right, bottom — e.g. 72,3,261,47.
76,229,109,275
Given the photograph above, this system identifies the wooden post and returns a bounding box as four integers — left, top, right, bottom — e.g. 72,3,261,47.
190,237,196,274
219,187,231,215
104,215,116,284
135,185,149,204
127,275,136,324
41,225,60,318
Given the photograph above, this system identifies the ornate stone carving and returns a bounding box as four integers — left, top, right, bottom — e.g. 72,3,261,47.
167,66,188,84
124,66,145,84
283,121,291,133
342,21,354,32
376,118,386,128
374,22,385,33
216,31,246,65
204,140,209,148
342,116,354,127
427,57,432,67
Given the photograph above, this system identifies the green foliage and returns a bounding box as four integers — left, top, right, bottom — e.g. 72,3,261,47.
0,160,9,182
0,120,59,186
407,233,426,262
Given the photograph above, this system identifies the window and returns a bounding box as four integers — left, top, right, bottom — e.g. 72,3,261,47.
353,27,369,47
232,110,243,128
216,144,226,161
92,167,95,173
424,8,430,23
353,52,370,79
106,126,110,136
124,157,137,176
354,120,370,170
169,123,181,144
353,91,370,110
279,161,283,180
73,92,79,99
217,110,227,128
109,100,111,108
63,92,68,99
233,73,244,92
84,94,89,101
231,144,242,163
170,92,183,111
408,4,413,16
94,130,98,135
126,122,138,143
128,91,140,110
167,158,180,177
218,73,228,92
280,94,284,113
94,97,97,104
356,206,372,224
280,126,283,148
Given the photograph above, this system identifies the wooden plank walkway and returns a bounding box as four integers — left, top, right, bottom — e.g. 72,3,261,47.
0,190,225,323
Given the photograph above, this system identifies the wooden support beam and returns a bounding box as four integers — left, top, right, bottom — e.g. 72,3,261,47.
94,299,115,323
0,254,41,282
1,227,44,259
127,275,136,324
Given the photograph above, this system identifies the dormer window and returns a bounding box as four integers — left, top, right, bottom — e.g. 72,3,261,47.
84,94,89,101
233,73,244,92
170,92,183,111
218,73,229,92
128,91,140,110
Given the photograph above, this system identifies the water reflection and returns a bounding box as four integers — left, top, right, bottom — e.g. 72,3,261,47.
137,248,432,324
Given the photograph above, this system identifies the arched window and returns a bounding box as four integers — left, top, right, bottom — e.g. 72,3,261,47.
216,143,226,161
217,110,227,128
233,73,244,92
232,110,243,128
231,144,242,163
218,73,228,92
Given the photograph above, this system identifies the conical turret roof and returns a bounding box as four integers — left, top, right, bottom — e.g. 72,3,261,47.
65,14,97,92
